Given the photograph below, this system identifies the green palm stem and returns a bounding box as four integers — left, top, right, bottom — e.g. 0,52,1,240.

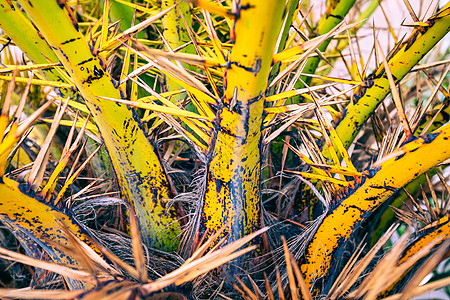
16,0,181,251
325,2,450,159
292,0,356,99
369,91,450,246
0,0,111,178
0,0,74,94
319,0,382,77
161,0,198,108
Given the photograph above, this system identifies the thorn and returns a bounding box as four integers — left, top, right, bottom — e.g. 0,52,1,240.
110,78,120,88
98,55,107,71
88,44,99,56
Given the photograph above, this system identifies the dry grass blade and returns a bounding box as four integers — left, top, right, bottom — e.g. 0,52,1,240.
0,289,85,299
141,227,268,295
102,4,176,51
13,71,33,122
56,222,99,278
13,100,54,138
348,232,445,299
347,229,412,299
377,40,412,140
27,97,69,191
247,275,264,300
310,94,356,171
97,95,212,121
233,282,251,300
328,225,398,299
346,28,362,81
282,237,299,300
383,277,450,300
0,69,17,143
420,185,438,221
184,220,230,265
264,272,275,300
125,42,213,97
275,266,286,300
146,246,257,294
285,142,328,178
328,239,366,299
403,187,431,224
412,65,450,134
398,240,449,300
54,144,102,205
80,281,138,300
132,46,222,68
378,2,398,44
61,111,79,157
0,246,98,284
1,68,17,115
411,58,450,71
290,255,312,300
128,206,149,283
426,174,440,216
201,8,226,63
87,237,140,281
234,276,258,300
270,20,365,87
55,219,120,277
42,113,90,199
437,172,450,214
402,0,420,22
314,108,341,169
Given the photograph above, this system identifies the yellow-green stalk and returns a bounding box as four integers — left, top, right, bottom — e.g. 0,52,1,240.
328,3,450,157
293,0,356,94
16,0,181,251
0,0,71,90
161,0,197,106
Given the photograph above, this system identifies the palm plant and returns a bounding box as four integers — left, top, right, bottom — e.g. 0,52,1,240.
0,0,449,298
